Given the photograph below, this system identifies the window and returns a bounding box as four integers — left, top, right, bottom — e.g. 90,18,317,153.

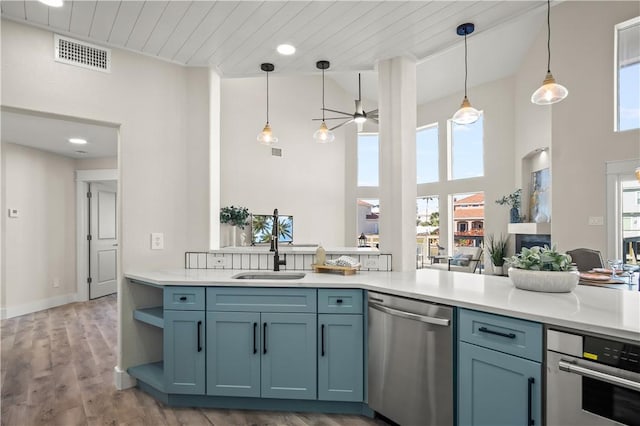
449,114,484,180
451,192,484,249
615,17,640,132
416,196,440,267
357,133,379,186
356,198,379,246
417,124,439,183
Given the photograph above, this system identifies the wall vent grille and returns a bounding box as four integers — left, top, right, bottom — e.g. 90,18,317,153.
54,35,111,73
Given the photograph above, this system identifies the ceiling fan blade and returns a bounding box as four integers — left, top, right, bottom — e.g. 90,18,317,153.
330,119,354,131
367,109,378,115
322,107,353,116
370,118,379,124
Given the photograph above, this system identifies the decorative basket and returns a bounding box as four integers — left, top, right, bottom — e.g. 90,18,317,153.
508,268,579,293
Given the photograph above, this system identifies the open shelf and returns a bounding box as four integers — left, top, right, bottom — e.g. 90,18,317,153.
128,361,164,391
134,307,164,328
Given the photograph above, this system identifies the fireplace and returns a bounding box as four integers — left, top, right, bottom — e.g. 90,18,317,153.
515,234,551,254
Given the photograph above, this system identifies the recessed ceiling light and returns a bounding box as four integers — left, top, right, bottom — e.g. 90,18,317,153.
38,0,64,7
277,44,296,55
68,138,87,145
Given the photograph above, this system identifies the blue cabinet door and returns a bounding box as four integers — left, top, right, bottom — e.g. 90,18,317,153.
206,311,261,397
164,310,205,394
458,341,541,426
261,312,317,400
318,314,363,402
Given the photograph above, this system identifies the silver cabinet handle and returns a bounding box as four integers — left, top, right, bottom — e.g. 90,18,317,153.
558,360,640,392
368,303,450,327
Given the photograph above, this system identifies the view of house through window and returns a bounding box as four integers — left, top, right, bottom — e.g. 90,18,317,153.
451,192,485,250
622,179,640,264
356,198,379,247
449,115,484,180
357,133,379,186
615,16,640,132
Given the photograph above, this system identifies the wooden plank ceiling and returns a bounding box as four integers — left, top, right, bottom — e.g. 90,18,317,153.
1,1,545,77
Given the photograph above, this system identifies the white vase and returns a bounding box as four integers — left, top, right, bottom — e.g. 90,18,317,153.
508,268,579,293
493,265,504,276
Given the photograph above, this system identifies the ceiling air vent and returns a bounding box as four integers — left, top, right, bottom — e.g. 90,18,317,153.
54,35,111,73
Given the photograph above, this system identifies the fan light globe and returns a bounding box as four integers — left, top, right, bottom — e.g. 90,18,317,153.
354,115,367,124
531,72,568,105
452,97,481,125
257,123,278,146
313,121,335,144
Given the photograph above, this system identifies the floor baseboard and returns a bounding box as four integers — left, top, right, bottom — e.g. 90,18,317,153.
1,293,78,319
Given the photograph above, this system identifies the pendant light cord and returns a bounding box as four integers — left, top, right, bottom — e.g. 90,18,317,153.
266,70,270,124
464,31,468,98
322,67,326,121
546,0,551,73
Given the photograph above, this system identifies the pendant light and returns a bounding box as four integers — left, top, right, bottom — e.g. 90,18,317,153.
452,23,481,125
531,0,568,105
257,63,278,146
313,60,336,144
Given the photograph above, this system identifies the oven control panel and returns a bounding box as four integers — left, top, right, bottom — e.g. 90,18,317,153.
583,336,640,373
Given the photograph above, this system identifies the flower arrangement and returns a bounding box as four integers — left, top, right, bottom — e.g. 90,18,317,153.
219,205,250,229
486,234,508,267
495,189,522,209
507,245,575,271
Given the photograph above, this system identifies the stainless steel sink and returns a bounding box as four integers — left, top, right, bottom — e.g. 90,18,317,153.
231,272,306,280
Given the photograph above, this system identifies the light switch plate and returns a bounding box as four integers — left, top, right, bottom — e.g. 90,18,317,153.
588,216,604,226
151,233,164,250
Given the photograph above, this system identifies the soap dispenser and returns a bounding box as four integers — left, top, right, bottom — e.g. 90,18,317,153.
315,244,326,266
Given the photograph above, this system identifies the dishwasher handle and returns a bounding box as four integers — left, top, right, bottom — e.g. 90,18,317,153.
369,302,450,327
558,360,640,392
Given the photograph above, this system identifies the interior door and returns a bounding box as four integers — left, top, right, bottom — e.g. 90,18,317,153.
89,182,118,299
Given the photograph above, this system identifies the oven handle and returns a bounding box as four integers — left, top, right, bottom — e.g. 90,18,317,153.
558,360,640,392
368,303,450,327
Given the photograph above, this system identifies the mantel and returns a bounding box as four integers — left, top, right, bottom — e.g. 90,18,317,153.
507,222,551,235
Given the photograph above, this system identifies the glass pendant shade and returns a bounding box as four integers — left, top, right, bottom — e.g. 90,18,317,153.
313,121,335,144
452,97,481,125
531,72,568,105
257,123,278,146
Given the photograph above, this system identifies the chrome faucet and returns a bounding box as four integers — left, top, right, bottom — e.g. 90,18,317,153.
270,208,286,271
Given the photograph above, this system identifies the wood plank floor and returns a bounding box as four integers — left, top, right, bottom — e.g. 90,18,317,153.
1,295,389,426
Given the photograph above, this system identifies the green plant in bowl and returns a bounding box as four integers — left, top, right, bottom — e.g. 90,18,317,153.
507,245,579,293
507,245,575,271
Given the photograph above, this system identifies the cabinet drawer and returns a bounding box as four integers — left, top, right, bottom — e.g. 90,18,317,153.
164,287,205,311
206,287,317,313
459,309,542,362
318,289,363,314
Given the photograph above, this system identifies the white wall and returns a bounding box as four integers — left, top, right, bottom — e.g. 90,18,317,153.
1,20,210,370
220,74,353,246
416,76,517,264
1,143,77,316
76,156,117,170
514,1,640,255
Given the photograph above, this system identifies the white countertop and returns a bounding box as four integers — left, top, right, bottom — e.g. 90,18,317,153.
125,268,640,342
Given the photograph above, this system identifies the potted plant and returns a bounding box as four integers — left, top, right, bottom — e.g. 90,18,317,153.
496,189,522,223
486,234,508,275
506,245,579,292
220,205,250,246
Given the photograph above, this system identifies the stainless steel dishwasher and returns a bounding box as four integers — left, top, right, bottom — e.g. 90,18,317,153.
368,291,453,426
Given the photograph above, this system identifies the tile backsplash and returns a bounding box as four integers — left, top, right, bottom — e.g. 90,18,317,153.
185,251,392,272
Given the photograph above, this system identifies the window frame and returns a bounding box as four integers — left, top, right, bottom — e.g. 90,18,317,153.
416,122,439,184
447,113,485,181
614,16,640,132
356,132,379,187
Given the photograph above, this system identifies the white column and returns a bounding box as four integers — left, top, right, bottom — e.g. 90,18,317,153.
209,69,221,249
377,57,417,271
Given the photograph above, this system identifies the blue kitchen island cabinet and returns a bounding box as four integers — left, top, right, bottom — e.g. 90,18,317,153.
164,310,206,394
458,309,542,426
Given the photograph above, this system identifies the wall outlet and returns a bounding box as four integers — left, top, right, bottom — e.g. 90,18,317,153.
53,278,60,288
588,216,604,226
151,233,164,250
364,258,379,269
212,257,225,266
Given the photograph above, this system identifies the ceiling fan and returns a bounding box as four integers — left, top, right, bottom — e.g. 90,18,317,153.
314,73,379,132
